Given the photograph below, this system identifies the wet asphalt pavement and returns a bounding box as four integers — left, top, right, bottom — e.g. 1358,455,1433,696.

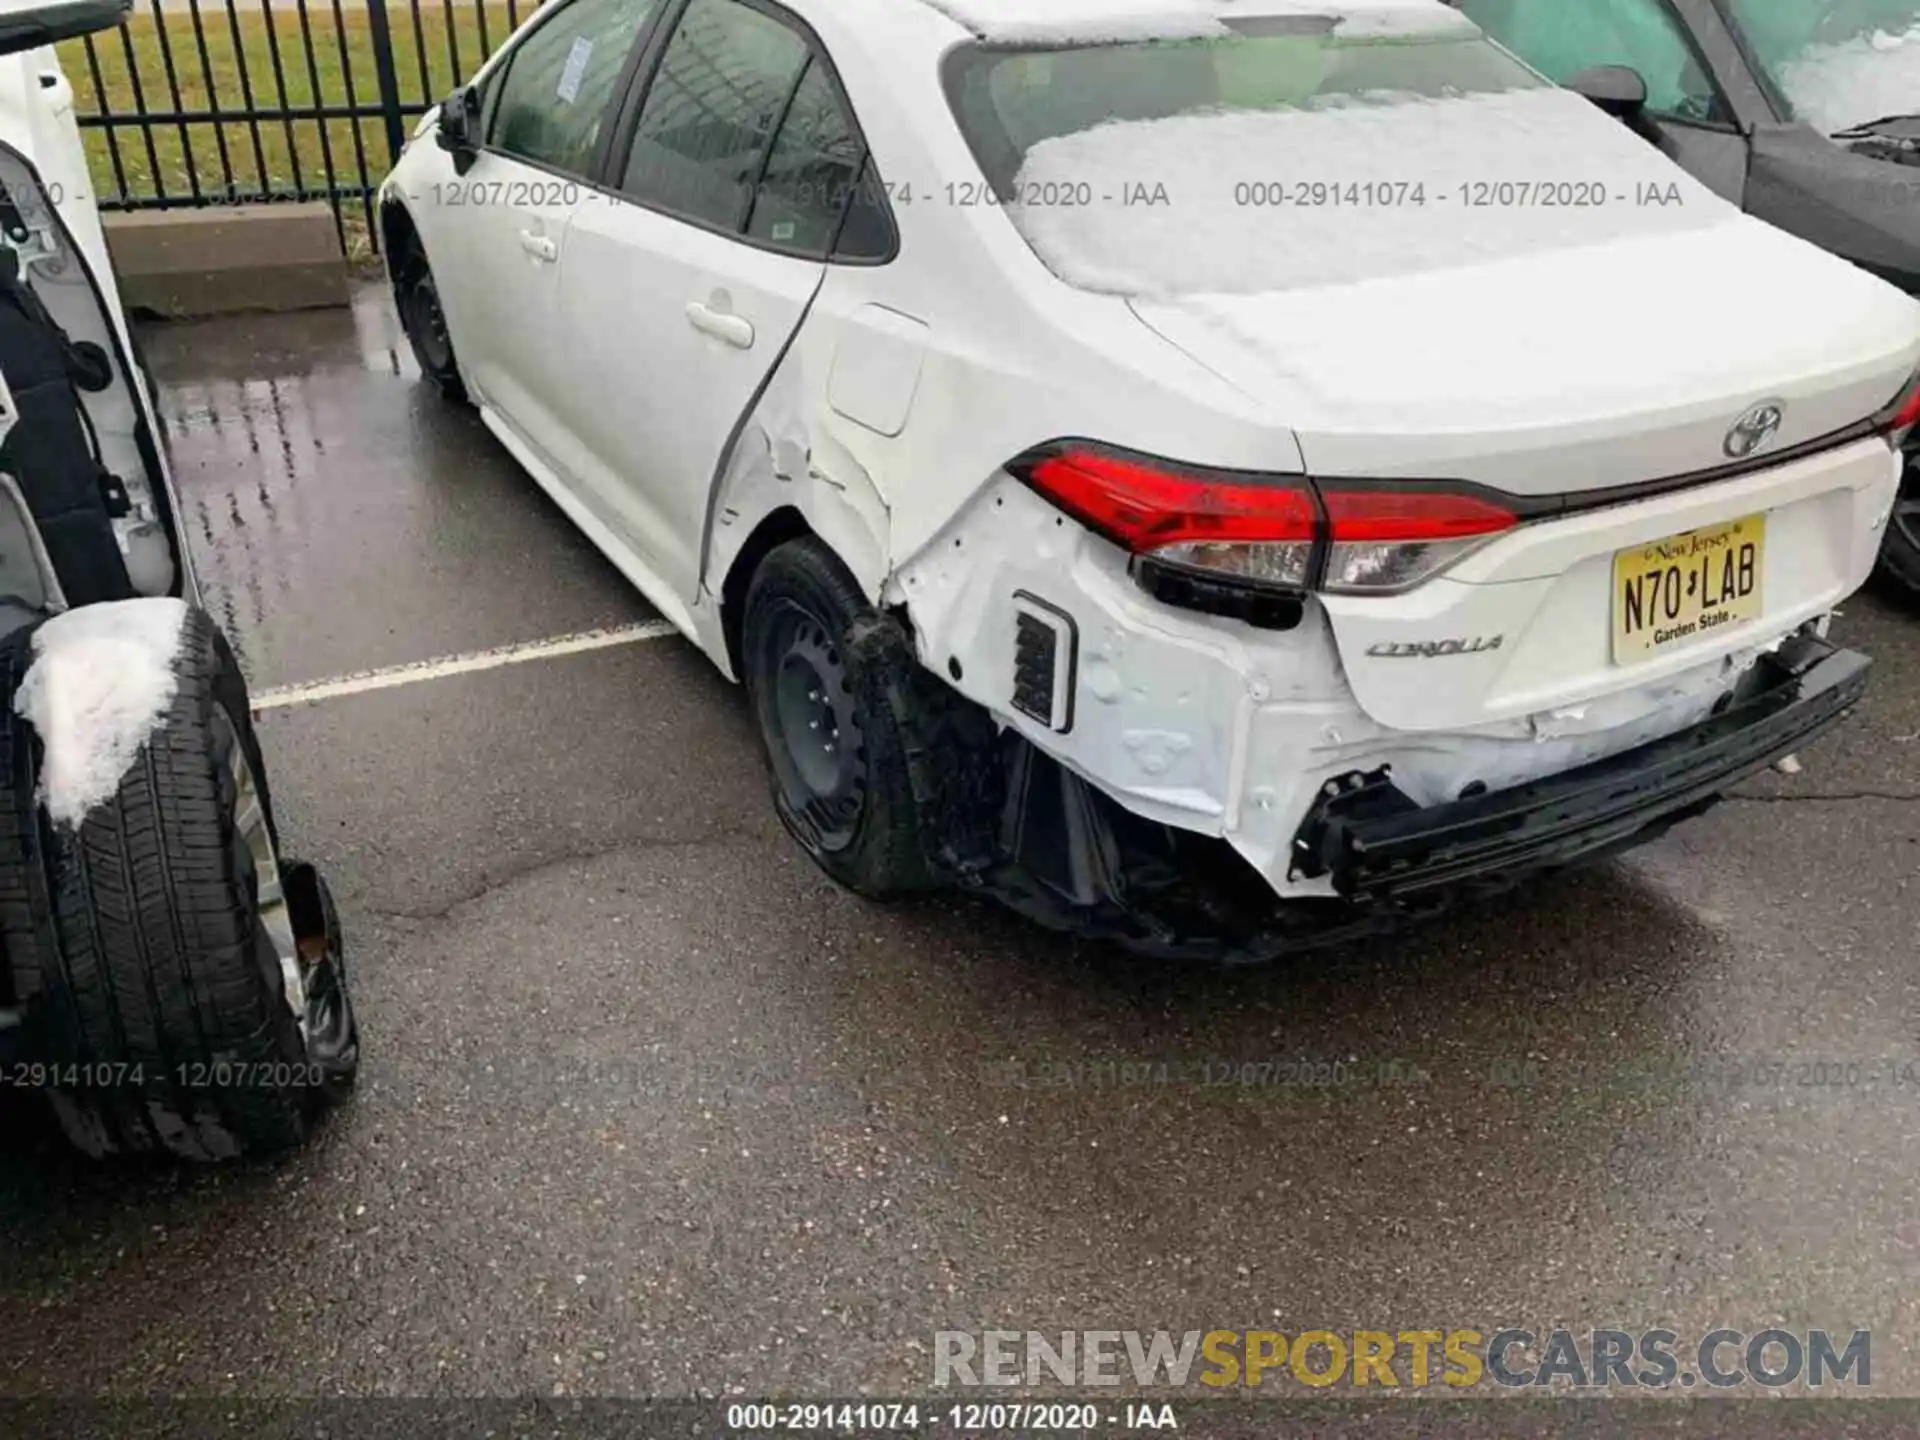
3,286,1920,1424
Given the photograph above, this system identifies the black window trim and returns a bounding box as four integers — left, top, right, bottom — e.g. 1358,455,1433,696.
1649,109,1742,137
1698,0,1799,127
475,0,676,189
593,0,900,266
1638,0,1744,134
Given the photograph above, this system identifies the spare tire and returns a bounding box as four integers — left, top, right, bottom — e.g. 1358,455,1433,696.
0,602,358,1160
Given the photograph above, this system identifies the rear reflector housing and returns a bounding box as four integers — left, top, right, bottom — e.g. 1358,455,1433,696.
1008,442,1519,604
1317,484,1519,593
1011,592,1077,732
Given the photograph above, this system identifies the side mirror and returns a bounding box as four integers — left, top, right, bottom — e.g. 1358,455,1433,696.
0,0,131,57
435,87,482,175
1567,65,1649,122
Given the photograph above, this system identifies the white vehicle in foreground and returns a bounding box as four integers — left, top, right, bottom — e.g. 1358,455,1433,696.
381,0,1920,958
0,0,358,1160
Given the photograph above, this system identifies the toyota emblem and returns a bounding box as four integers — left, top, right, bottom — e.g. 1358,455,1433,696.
1724,401,1786,460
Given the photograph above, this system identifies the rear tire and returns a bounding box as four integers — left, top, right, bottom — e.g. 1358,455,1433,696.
742,537,936,898
394,236,468,404
0,606,359,1161
1874,445,1920,604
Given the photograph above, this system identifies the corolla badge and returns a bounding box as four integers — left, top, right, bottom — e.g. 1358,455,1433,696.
1724,400,1786,460
1367,636,1504,659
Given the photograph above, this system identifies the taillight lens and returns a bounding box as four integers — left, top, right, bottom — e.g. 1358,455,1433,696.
1015,445,1318,589
1878,370,1920,443
1319,485,1519,593
1009,442,1521,600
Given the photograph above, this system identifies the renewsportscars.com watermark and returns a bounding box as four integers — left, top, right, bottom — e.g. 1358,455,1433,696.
934,1328,1871,1391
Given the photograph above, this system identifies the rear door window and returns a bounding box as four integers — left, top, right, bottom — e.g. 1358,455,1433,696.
617,0,811,232
744,57,890,259
611,0,894,259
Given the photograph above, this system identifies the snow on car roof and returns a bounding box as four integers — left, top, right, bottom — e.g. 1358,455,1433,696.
1006,88,1732,298
916,0,1470,45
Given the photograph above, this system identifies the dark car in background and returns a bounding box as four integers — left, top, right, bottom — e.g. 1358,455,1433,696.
1449,0,1920,597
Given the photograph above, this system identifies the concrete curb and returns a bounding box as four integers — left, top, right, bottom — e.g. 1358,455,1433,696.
103,201,350,318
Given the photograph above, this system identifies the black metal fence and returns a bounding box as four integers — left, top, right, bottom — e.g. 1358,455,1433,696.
64,0,541,254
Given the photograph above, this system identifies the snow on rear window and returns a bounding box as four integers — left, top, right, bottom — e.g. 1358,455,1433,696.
1772,22,1920,134
918,0,1469,45
1316,0,1476,38
1003,88,1732,297
919,0,1228,44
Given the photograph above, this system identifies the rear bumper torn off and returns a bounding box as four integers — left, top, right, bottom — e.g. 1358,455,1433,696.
1291,633,1869,902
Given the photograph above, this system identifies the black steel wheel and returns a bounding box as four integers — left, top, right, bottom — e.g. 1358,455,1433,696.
762,603,868,852
742,537,935,897
395,241,466,403
1876,443,1920,604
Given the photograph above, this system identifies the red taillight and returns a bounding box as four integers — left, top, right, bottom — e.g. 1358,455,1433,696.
1319,486,1519,542
1009,442,1521,599
1017,447,1317,551
1317,485,1518,593
1882,373,1920,437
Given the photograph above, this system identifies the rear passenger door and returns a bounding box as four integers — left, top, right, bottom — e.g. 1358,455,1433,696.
547,0,888,601
442,0,659,458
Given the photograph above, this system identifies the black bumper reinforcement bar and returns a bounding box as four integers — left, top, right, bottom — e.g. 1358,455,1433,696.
1293,633,1870,901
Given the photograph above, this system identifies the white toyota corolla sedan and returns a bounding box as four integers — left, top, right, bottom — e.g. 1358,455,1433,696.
379,0,1920,959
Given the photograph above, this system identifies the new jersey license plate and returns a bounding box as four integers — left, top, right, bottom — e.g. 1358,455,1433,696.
1611,514,1765,663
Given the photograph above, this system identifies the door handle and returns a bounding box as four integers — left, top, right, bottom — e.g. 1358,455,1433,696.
685,301,754,349
518,229,558,262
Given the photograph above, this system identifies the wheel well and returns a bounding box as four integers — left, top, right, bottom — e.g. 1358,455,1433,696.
720,507,814,677
379,201,420,280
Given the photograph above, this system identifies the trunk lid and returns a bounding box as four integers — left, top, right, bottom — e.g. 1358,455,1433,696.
1006,86,1920,492
1109,189,1920,734
1129,219,1920,494
1311,433,1902,733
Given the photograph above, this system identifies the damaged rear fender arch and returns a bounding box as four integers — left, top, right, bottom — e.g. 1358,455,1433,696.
702,310,910,678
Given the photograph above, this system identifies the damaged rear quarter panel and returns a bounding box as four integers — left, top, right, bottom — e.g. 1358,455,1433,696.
703,289,909,637
892,477,1352,833
699,239,1264,651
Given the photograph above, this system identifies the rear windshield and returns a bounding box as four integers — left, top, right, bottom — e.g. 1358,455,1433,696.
937,27,1724,298
945,27,1547,194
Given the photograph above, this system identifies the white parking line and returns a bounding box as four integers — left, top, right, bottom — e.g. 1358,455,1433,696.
250,621,681,711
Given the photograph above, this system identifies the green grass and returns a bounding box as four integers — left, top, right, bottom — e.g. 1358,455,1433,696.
58,4,531,257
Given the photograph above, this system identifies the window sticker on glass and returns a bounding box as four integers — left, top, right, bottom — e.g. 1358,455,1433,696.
557,36,594,104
